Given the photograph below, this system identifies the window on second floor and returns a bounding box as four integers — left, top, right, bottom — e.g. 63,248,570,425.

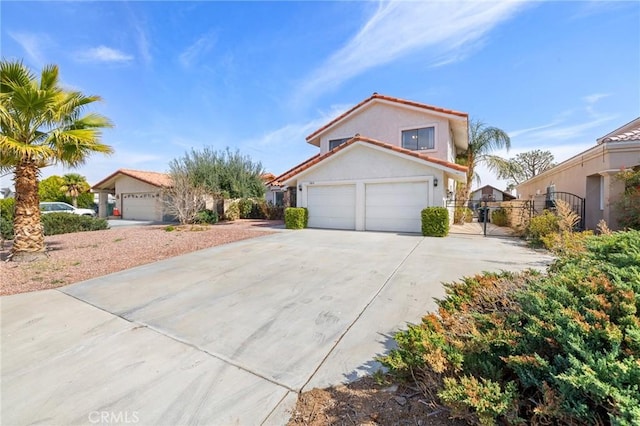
329,137,352,150
401,127,435,151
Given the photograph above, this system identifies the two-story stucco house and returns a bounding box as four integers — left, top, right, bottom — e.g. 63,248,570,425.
269,93,469,233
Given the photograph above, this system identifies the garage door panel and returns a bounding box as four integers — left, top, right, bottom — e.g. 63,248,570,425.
122,193,157,221
365,182,429,233
307,185,355,230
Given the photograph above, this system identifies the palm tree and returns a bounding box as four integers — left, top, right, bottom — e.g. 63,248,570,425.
0,60,113,261
60,173,90,207
456,119,511,203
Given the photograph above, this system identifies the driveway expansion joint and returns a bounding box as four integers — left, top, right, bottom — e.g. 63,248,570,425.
57,288,296,393
299,236,426,392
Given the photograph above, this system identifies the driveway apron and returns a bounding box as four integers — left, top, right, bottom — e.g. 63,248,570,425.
1,230,552,425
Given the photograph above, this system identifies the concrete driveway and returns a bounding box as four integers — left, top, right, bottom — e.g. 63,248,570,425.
1,230,552,425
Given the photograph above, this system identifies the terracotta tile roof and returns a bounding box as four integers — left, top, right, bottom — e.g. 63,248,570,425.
92,169,173,190
261,173,276,183
270,135,467,186
598,117,640,143
306,93,468,142
601,127,640,142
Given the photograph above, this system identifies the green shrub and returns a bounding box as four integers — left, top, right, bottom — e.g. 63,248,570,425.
380,231,640,425
164,225,175,232
454,207,473,224
526,210,559,247
194,209,218,224
0,198,15,222
491,207,508,226
421,207,449,237
1,216,14,240
284,207,307,229
42,213,109,236
225,201,240,221
238,198,254,219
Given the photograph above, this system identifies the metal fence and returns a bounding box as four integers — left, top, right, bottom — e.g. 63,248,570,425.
447,190,586,236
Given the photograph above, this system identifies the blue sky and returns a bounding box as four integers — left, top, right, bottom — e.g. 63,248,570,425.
2,1,639,192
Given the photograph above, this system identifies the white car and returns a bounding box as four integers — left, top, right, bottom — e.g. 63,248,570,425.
40,202,96,217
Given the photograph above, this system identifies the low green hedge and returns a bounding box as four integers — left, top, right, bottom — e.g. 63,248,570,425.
285,207,308,229
42,213,108,236
421,207,449,237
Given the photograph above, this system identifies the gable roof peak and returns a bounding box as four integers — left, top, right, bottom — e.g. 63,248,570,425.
305,93,468,144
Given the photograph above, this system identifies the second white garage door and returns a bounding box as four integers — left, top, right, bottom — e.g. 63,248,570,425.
365,182,429,233
307,185,356,230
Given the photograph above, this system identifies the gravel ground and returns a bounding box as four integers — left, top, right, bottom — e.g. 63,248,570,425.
1,220,280,296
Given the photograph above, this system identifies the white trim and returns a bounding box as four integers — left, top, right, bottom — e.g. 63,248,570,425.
282,141,464,186
308,98,467,144
399,122,438,153
300,176,434,231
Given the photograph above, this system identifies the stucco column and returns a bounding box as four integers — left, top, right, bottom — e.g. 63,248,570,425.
599,170,624,230
97,191,109,218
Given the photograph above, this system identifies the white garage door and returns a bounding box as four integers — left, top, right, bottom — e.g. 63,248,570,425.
121,193,157,221
307,185,356,230
365,182,429,233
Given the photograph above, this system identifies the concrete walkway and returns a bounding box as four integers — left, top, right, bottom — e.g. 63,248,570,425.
1,230,552,425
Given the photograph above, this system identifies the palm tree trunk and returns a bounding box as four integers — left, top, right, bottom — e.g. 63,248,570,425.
11,160,46,261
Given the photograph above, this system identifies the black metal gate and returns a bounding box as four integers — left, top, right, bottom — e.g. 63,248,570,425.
446,199,534,237
532,191,586,230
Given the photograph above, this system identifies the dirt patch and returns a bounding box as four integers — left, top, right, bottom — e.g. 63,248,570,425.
1,219,281,296
287,377,466,426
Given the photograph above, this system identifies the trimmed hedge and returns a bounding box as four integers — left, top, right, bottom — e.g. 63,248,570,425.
421,207,449,237
284,207,308,229
42,213,109,236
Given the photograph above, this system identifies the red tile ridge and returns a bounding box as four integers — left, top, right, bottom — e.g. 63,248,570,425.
306,93,468,142
92,168,172,190
271,135,467,185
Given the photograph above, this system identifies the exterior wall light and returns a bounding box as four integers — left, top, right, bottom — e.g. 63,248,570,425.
433,178,438,187
298,184,302,191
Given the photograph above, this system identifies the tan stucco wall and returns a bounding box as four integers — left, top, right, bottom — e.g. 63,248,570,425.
318,102,453,162
516,141,640,230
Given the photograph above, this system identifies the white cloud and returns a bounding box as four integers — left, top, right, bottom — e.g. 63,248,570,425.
77,46,134,63
583,93,610,105
179,33,217,68
295,0,528,102
8,31,51,66
134,24,152,65
239,104,353,174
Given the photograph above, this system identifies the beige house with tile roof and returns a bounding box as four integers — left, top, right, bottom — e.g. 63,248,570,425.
516,117,640,230
269,93,469,233
92,169,173,221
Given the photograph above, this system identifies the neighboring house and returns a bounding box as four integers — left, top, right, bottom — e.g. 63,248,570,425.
516,117,640,230
0,187,14,199
470,185,516,203
261,173,283,206
92,169,173,221
269,93,469,233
